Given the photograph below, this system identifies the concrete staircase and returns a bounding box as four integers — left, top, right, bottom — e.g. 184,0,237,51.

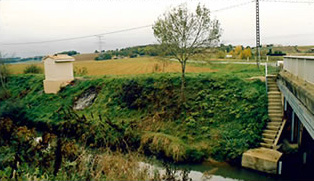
260,75,286,149
242,75,285,174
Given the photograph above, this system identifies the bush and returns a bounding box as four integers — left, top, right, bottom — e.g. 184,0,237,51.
95,53,112,60
74,67,88,76
23,64,42,74
129,54,137,58
58,50,79,56
217,51,226,59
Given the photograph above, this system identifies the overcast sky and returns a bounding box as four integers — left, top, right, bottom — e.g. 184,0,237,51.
0,0,313,57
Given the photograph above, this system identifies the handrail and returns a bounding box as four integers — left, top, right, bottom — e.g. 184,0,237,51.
273,119,287,150
265,63,268,94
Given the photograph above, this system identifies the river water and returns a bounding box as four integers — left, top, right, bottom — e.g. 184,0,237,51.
142,158,314,181
174,162,283,181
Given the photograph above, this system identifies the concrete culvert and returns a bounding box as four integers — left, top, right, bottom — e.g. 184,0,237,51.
73,87,99,110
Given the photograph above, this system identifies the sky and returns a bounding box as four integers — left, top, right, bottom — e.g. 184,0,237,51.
0,0,313,57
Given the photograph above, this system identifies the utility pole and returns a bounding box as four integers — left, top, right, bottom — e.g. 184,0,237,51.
256,0,261,68
95,35,103,53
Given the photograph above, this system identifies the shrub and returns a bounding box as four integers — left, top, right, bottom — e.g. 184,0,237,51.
74,67,88,76
217,51,226,59
129,54,137,58
23,64,42,74
95,53,112,60
140,132,188,162
58,50,79,56
118,80,144,109
0,101,27,123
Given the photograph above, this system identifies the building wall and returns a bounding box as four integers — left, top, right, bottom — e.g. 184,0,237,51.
43,58,74,94
44,59,74,81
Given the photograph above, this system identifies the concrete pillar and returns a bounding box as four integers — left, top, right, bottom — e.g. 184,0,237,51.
284,97,287,111
291,111,295,142
303,152,307,164
278,161,282,175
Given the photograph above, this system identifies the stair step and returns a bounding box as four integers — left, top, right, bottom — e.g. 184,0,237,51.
269,88,279,90
267,80,276,83
267,84,277,86
268,99,281,103
269,112,282,115
268,122,282,127
268,95,281,98
268,96,281,99
261,142,273,148
268,94,281,99
262,138,274,144
268,110,282,114
267,79,276,82
268,105,282,109
263,133,277,139
266,75,277,80
267,125,280,130
269,102,282,106
269,113,282,118
268,108,282,113
268,105,282,108
270,118,283,122
268,91,281,94
264,129,278,134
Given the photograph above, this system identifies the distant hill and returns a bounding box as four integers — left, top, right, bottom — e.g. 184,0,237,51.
73,53,99,61
271,45,314,56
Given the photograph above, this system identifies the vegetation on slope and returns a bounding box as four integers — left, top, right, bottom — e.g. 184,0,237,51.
1,65,268,164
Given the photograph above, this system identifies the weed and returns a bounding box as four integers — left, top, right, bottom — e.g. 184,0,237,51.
23,64,42,74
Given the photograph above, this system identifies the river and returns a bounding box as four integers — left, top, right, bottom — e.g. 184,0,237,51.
142,156,314,181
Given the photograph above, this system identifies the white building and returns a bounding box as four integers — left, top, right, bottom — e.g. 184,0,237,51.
43,54,75,94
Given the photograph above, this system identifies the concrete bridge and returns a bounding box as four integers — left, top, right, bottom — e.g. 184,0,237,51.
242,56,314,174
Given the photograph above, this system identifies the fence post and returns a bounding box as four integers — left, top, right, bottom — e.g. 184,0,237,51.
265,63,268,94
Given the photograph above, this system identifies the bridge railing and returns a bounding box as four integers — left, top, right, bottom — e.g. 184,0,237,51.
283,56,314,85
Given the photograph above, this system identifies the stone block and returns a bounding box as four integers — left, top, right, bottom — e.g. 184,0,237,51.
242,147,282,174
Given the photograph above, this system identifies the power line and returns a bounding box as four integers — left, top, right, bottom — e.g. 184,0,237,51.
0,25,152,46
212,0,254,13
0,0,312,47
0,1,255,46
261,0,314,3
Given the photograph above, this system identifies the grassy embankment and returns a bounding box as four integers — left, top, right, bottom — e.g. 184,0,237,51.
1,58,268,179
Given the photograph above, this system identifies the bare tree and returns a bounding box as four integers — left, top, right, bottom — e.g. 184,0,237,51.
153,4,221,101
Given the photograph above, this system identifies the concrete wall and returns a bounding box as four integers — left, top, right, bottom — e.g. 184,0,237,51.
283,56,314,85
278,71,314,139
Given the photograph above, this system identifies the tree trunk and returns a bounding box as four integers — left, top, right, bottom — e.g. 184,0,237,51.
180,61,186,102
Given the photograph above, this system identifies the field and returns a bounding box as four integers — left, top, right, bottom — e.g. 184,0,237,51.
73,53,99,61
8,57,215,75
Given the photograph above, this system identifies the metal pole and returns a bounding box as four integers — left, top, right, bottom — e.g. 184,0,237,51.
291,111,295,142
256,0,261,68
265,63,268,94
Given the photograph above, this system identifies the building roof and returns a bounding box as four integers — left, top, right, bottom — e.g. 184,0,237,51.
43,54,75,62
